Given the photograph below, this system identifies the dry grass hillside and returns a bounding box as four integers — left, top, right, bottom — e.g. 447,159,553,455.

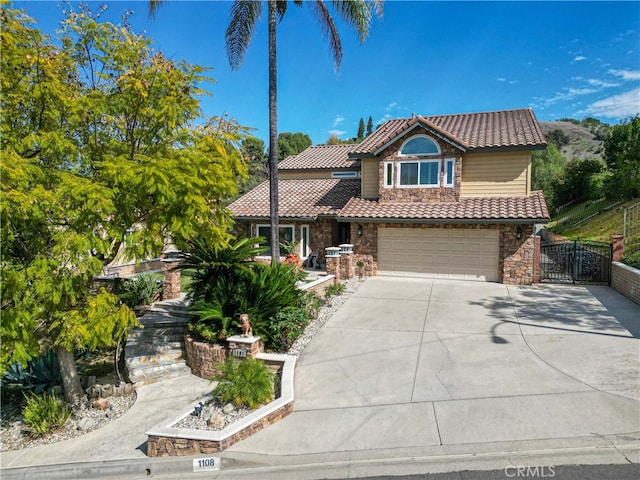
539,121,604,162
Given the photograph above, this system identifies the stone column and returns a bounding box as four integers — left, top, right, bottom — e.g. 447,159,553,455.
162,260,181,300
612,235,624,262
340,251,354,280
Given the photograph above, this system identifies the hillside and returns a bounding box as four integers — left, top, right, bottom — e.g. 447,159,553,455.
539,121,604,162
557,198,638,242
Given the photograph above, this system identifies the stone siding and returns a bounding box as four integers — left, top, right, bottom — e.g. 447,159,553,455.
611,262,640,305
500,224,536,285
377,130,463,203
300,275,335,299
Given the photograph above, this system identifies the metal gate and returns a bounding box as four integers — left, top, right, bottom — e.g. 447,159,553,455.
539,240,612,285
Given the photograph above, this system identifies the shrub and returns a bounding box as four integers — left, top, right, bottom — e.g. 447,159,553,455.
269,307,310,352
213,357,274,409
1,350,62,395
325,282,346,298
622,251,640,270
117,274,162,308
189,300,233,342
22,393,71,437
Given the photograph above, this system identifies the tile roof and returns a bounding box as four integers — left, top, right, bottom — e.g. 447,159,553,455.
279,144,360,170
338,191,550,222
352,108,546,156
228,179,360,219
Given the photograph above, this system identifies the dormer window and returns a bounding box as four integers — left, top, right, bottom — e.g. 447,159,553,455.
399,135,440,156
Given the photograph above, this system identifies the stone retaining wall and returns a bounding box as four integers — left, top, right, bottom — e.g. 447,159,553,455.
611,262,640,305
300,275,335,299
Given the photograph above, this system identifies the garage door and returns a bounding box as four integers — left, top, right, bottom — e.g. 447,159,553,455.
378,228,499,281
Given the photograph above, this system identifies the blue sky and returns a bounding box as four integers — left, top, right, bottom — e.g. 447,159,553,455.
14,1,640,145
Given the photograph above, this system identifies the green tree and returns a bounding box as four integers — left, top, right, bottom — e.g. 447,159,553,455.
531,144,566,211
277,132,312,160
554,158,604,206
1,5,247,403
240,136,268,193
603,116,640,199
366,115,374,136
357,117,365,140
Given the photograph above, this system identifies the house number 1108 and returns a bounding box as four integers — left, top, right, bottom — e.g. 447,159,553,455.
193,457,220,471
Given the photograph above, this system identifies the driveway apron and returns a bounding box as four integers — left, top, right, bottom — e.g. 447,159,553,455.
228,277,640,456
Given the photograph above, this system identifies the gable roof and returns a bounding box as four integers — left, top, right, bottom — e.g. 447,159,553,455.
338,191,550,223
351,108,546,157
228,178,360,220
279,144,360,170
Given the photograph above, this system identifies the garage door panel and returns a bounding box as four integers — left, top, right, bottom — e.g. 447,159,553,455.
378,228,499,282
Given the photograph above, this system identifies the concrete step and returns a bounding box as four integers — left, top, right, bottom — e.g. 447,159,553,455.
126,342,185,357
136,314,192,328
128,362,191,385
125,350,185,367
126,332,185,345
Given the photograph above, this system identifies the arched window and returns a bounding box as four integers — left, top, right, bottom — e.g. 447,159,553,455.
399,135,440,156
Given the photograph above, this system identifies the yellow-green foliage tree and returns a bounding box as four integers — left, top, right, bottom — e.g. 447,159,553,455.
0,4,248,404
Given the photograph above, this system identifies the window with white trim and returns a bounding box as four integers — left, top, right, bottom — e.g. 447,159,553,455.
444,158,455,187
300,225,310,258
384,162,394,187
399,160,441,187
256,224,294,257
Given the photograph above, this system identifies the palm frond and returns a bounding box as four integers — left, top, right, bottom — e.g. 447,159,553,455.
311,1,342,71
148,0,165,19
330,0,377,43
225,0,262,70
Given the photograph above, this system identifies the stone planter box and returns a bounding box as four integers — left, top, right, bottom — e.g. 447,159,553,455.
145,353,296,456
184,333,227,379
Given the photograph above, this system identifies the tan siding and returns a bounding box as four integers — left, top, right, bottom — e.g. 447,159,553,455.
278,171,333,180
361,158,379,199
460,151,531,197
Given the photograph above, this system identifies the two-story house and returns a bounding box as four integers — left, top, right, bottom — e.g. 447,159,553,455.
229,108,549,284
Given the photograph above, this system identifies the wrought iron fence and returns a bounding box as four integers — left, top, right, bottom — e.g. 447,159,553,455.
540,239,612,285
623,201,640,255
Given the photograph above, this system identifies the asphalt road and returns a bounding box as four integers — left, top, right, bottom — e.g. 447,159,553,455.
350,463,639,480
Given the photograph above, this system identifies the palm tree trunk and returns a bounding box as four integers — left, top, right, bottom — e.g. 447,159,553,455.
268,0,279,266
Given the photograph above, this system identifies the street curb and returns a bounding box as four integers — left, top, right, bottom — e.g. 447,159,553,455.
2,440,637,480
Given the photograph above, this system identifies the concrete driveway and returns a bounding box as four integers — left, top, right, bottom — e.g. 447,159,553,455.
228,277,640,458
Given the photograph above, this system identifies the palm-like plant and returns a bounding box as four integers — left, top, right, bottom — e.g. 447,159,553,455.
179,236,265,303
149,0,383,263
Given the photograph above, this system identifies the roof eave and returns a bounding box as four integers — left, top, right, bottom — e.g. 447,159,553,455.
468,143,548,153
337,217,550,224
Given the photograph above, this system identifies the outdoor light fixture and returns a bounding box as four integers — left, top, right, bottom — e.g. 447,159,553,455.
516,226,523,240
357,224,363,237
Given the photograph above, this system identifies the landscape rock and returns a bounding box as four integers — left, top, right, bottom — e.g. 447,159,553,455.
92,398,109,410
222,403,235,414
77,417,97,431
207,413,225,429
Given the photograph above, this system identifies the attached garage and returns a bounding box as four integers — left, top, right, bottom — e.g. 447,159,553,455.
377,227,499,281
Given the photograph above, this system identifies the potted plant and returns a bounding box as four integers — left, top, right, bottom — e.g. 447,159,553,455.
356,260,365,279
281,240,301,268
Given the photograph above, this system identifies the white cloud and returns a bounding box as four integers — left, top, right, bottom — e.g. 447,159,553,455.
375,113,391,126
585,88,640,118
573,55,587,62
332,115,345,127
385,102,399,112
328,129,346,137
538,87,598,107
587,78,620,88
496,77,506,82
608,69,640,81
